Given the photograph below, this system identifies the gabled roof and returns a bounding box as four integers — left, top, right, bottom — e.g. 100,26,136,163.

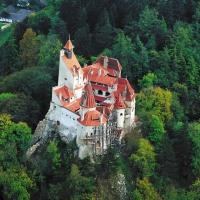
81,83,96,108
0,6,35,22
78,110,107,126
6,5,17,13
117,78,136,101
114,94,126,109
64,40,74,50
54,85,74,100
93,56,122,72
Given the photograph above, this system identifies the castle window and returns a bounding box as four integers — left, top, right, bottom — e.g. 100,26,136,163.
105,92,110,96
98,90,103,95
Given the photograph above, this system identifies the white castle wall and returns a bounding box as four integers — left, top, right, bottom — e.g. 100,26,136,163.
49,102,79,141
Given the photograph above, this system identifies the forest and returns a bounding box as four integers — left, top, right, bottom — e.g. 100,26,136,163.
0,0,200,199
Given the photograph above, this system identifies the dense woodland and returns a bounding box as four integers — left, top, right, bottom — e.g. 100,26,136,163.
1,0,200,199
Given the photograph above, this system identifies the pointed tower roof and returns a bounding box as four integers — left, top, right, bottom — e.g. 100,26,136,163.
81,82,96,108
64,39,74,50
114,94,126,109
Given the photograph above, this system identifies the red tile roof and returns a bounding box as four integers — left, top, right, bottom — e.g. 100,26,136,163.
81,83,96,108
114,94,126,109
54,85,74,100
65,98,82,112
89,75,116,87
117,78,136,101
94,95,106,102
62,52,83,77
78,110,107,126
64,40,74,50
91,84,108,91
93,56,122,71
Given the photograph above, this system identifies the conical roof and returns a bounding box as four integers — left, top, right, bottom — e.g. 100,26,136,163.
64,39,74,50
81,82,96,108
114,94,126,109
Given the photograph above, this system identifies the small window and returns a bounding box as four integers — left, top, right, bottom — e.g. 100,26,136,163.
105,92,110,96
65,78,67,80
98,90,103,95
120,113,123,116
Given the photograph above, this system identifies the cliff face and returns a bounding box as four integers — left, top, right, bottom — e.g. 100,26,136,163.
26,111,59,159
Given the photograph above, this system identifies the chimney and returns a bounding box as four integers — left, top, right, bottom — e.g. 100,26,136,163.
59,92,62,100
84,63,87,68
103,56,108,69
100,114,103,123
98,67,101,76
81,109,85,121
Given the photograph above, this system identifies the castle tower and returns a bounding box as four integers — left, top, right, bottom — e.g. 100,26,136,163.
63,38,74,59
114,94,126,128
58,39,83,91
80,82,96,121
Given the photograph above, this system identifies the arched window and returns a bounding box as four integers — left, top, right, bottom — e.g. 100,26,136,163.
98,90,103,95
105,92,110,96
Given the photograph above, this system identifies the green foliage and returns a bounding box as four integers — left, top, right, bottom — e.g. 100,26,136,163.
19,28,38,68
0,38,21,75
132,178,162,200
188,121,200,175
0,114,34,199
148,115,165,144
138,73,157,89
130,138,156,178
68,164,95,199
0,26,12,47
136,87,173,123
46,141,61,170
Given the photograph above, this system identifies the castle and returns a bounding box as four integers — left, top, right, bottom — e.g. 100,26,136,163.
48,39,136,158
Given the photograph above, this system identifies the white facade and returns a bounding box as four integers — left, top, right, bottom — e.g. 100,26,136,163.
49,39,136,158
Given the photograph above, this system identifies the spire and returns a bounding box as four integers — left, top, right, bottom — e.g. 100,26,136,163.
81,82,96,108
64,39,74,50
63,37,74,59
114,94,126,109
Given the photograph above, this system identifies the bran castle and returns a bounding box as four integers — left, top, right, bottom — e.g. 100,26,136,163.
48,39,136,158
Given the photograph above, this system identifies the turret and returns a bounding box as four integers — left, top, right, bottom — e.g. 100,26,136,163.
63,39,74,59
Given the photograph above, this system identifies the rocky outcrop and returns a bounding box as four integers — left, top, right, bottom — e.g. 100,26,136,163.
26,111,59,159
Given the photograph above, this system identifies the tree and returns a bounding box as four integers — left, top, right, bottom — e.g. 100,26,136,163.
100,31,136,79
148,115,165,144
0,38,21,76
136,87,173,123
46,141,61,171
19,28,39,68
132,178,162,200
38,34,62,78
50,15,68,44
73,25,92,58
28,10,51,35
0,67,55,119
0,114,35,199
67,164,95,199
130,138,156,178
138,73,157,89
93,8,119,55
0,93,40,129
188,121,200,175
